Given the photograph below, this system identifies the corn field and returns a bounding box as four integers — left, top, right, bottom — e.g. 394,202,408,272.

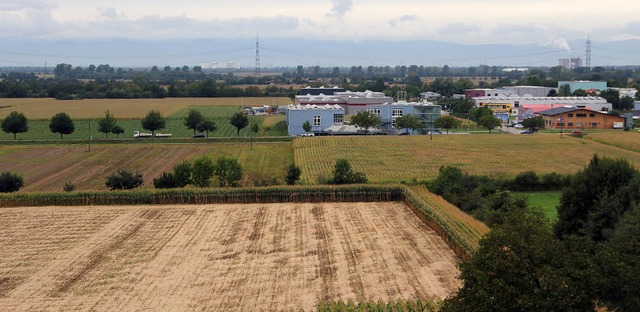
317,299,438,312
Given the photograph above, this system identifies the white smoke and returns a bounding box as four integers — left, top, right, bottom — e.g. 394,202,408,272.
545,38,572,56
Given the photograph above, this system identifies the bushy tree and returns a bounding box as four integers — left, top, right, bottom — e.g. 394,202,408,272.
213,157,243,187
184,109,204,136
395,115,423,134
105,170,144,190
172,161,193,187
49,112,75,139
434,115,461,134
330,159,367,184
442,210,596,311
97,110,117,138
286,163,301,185
477,114,501,133
196,118,217,138
153,172,177,189
192,156,215,187
522,115,545,131
0,171,24,193
302,120,312,133
350,111,381,134
1,111,28,140
141,110,166,137
555,155,639,241
112,125,124,139
230,112,248,137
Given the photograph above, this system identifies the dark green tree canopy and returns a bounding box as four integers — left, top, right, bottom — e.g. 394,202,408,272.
350,111,381,134
213,157,243,187
285,164,302,185
97,110,118,138
192,156,215,188
395,115,423,133
330,159,367,185
196,118,217,138
477,114,501,133
522,116,545,131
0,171,24,193
434,115,461,134
49,112,75,139
105,170,144,190
1,111,29,140
141,110,166,136
302,120,312,133
112,125,125,138
184,109,204,135
230,112,249,137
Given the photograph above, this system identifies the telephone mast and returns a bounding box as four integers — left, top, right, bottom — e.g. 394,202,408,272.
586,34,592,72
255,35,260,80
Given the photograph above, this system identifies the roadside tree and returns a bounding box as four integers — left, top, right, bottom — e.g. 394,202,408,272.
196,118,217,138
141,110,166,137
49,112,75,139
184,109,204,136
395,115,424,134
350,111,381,135
230,112,248,137
434,115,461,134
112,125,124,139
522,116,545,132
97,110,117,138
477,114,501,133
1,111,28,140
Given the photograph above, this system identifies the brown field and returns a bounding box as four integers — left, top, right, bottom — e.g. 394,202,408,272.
586,131,640,153
0,142,293,192
0,202,460,311
0,97,294,119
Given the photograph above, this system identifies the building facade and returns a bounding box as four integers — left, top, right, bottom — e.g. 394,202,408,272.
286,104,345,136
367,102,441,134
473,96,612,121
295,90,394,115
538,107,624,130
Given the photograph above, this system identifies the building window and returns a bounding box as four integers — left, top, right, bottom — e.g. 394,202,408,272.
313,115,320,126
367,108,381,115
576,113,587,118
567,113,573,117
591,122,598,127
568,122,573,127
589,113,595,117
557,122,565,127
333,114,344,124
392,108,403,118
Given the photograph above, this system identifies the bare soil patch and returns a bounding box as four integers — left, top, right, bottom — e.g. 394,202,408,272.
0,202,460,311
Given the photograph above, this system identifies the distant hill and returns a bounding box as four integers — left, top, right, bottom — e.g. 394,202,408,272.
1,38,638,68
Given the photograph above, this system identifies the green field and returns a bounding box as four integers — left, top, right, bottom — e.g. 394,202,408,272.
0,105,288,140
515,191,562,222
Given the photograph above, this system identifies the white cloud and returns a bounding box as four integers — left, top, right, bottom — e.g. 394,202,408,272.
326,0,353,19
389,15,419,27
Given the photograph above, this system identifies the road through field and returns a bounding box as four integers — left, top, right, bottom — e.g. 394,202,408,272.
0,202,460,311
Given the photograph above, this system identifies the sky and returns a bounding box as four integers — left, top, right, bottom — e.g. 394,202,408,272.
1,0,640,67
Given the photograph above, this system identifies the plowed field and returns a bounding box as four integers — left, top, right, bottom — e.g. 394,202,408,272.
0,202,460,311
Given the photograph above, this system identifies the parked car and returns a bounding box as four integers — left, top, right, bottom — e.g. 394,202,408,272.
193,133,205,138
520,129,534,134
571,129,583,136
300,132,315,137
514,124,524,129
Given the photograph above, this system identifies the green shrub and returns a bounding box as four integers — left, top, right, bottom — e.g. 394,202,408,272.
285,163,301,185
0,171,24,193
63,181,75,192
105,170,144,190
153,172,177,189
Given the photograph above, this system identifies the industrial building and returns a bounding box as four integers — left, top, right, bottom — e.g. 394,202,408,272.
295,90,394,115
286,101,441,136
538,106,624,130
298,86,346,95
464,86,555,98
558,57,583,69
558,81,607,93
472,95,612,121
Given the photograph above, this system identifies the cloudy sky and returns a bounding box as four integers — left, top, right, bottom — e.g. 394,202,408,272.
1,0,639,67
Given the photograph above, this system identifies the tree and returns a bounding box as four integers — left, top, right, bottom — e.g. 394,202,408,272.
468,106,493,122
477,114,501,133
184,109,204,136
213,157,243,187
230,112,249,137
521,116,545,132
555,155,639,241
112,125,124,139
1,111,28,140
434,115,462,134
196,118,217,138
302,120,312,133
153,172,177,189
0,171,24,193
395,115,423,134
172,161,193,187
191,156,215,187
49,112,75,139
141,110,166,137
251,122,259,135
330,159,368,184
442,209,596,311
105,170,144,190
350,111,381,135
97,110,117,138
285,164,301,185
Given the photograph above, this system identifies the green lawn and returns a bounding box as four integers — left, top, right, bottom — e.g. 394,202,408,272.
516,191,561,222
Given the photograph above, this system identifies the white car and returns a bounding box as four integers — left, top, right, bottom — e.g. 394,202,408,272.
300,132,315,137
514,124,524,129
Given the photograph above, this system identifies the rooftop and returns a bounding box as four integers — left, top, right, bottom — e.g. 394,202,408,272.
288,104,344,111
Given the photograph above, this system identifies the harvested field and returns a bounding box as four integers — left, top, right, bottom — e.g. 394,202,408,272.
0,202,460,311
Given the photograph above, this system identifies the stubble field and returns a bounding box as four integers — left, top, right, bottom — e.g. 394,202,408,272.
0,202,460,311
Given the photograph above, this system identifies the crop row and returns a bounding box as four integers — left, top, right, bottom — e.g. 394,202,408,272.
317,299,437,312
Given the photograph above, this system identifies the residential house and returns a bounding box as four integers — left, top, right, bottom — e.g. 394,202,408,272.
538,106,624,130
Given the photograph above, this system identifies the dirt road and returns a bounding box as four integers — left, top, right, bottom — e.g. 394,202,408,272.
0,203,460,311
